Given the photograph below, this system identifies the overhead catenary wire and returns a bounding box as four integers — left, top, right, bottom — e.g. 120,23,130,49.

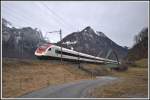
3,3,77,33
2,9,31,28
2,6,61,43
42,2,77,30
41,2,76,32
2,7,38,28
2,6,53,31
2,3,78,42
33,2,62,29
12,4,56,30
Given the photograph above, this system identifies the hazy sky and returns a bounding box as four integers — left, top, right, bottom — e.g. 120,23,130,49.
1,1,148,47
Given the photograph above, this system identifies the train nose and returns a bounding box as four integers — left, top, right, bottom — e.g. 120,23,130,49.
36,48,46,54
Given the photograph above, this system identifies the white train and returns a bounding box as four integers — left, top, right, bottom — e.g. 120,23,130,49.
35,43,119,64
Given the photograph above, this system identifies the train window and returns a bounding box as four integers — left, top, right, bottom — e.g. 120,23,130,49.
48,48,51,51
55,50,59,53
55,50,103,61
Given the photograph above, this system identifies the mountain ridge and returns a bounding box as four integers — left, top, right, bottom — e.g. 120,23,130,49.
126,27,148,61
2,18,127,60
57,26,128,60
2,18,46,59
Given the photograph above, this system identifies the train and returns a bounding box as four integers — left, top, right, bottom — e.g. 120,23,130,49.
35,43,119,64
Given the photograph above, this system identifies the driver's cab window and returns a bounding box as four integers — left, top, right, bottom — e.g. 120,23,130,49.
48,48,51,51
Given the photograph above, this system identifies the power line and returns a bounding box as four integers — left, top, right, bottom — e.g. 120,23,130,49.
2,6,62,43
2,7,36,27
42,2,76,30
3,4,76,34
41,2,75,32
2,4,77,41
33,2,61,29
2,9,31,27
2,6,51,30
14,5,56,30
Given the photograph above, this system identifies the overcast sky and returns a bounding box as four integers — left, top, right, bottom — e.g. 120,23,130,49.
1,1,148,47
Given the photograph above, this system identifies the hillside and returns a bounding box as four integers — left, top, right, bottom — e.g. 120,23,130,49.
87,58,148,98
2,18,47,59
126,27,148,61
57,26,128,60
2,58,89,97
84,28,148,98
2,18,127,60
2,58,112,97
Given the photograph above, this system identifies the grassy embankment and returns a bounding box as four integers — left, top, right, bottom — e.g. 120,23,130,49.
2,58,112,98
2,58,90,97
88,58,148,98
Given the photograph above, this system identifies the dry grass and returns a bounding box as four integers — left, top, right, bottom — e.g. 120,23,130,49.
134,58,148,68
88,59,148,98
81,63,112,76
2,58,92,98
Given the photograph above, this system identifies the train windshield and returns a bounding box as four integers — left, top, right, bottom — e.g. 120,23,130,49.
40,44,51,49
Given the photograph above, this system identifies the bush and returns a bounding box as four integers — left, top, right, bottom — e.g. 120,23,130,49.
112,64,128,71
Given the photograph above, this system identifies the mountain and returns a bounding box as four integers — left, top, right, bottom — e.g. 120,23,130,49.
57,26,128,60
126,27,148,61
2,18,128,60
2,18,46,59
